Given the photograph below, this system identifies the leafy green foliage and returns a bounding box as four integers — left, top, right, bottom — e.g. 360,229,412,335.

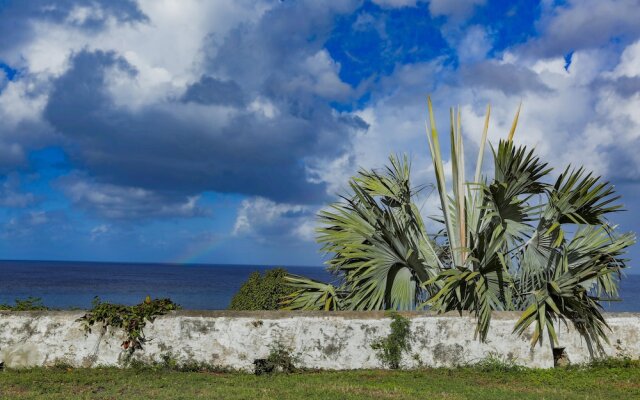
0,297,49,311
371,312,412,369
286,100,636,355
78,296,180,353
229,268,295,310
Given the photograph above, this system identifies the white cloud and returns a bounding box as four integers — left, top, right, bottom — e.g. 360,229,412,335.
457,25,492,63
3,0,273,107
524,0,640,58
297,50,353,99
233,197,315,241
90,224,111,241
248,97,279,119
613,40,640,78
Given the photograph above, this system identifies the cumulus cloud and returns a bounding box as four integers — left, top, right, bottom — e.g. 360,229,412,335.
233,197,316,242
523,0,640,58
0,0,146,63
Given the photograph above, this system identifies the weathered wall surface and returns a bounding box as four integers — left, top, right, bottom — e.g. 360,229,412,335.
0,311,638,370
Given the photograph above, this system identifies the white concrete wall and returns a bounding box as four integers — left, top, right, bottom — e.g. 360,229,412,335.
1,311,638,370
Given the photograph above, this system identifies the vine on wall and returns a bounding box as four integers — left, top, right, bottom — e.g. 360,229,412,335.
79,296,180,353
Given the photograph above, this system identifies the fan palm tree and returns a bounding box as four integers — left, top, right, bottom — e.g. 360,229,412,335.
284,99,635,353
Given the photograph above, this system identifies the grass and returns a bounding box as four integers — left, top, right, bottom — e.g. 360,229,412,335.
1,362,640,399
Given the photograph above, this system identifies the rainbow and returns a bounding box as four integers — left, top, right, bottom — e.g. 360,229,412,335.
171,238,223,265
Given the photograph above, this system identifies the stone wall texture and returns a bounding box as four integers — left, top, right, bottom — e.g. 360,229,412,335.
1,311,639,370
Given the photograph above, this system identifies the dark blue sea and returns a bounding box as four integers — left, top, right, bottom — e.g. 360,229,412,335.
0,260,639,311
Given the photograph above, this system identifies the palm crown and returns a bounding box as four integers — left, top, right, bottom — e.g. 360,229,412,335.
284,99,635,353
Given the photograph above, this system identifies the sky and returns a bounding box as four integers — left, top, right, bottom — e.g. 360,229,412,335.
0,0,639,268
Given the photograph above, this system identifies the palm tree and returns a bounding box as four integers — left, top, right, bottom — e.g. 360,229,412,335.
284,99,635,353
283,154,443,311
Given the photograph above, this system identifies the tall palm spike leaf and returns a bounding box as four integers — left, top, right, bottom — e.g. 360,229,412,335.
424,98,512,340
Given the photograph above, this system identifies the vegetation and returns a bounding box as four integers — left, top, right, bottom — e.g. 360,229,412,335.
1,363,640,399
229,268,296,310
254,343,299,375
78,296,180,354
371,312,412,369
285,100,635,354
0,297,49,311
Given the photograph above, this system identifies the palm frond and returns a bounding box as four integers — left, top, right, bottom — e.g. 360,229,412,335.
281,275,343,311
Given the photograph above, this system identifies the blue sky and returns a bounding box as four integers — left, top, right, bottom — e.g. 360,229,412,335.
0,0,639,268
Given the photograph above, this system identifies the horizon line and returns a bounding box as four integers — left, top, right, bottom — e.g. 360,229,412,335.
0,258,325,269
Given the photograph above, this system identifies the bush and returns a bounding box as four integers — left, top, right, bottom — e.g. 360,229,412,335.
229,268,295,310
0,297,49,311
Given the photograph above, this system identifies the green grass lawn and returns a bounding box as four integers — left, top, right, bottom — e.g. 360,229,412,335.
1,364,639,400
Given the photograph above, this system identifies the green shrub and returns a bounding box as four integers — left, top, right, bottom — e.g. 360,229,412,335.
371,312,411,369
0,297,49,311
229,268,295,310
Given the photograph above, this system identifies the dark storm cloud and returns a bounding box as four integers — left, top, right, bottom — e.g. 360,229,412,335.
44,44,366,208
181,76,246,107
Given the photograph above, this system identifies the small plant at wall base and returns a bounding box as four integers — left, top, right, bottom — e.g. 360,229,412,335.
285,98,636,356
79,296,180,354
253,343,299,375
371,312,412,369
229,268,296,310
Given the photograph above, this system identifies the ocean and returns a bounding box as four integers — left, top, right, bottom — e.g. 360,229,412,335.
0,260,638,312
